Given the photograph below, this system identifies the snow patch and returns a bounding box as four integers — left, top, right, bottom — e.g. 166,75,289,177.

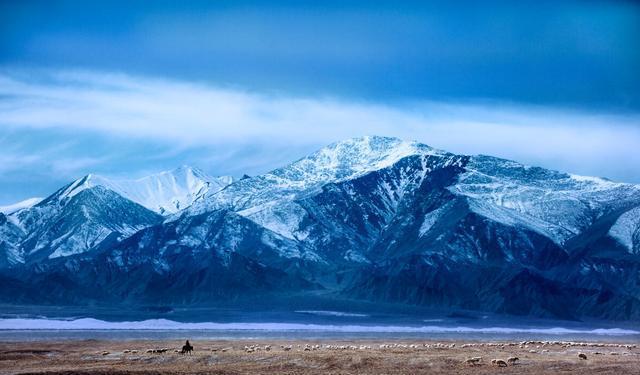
55,166,233,215
419,204,451,237
344,250,370,263
0,318,637,336
0,197,43,215
238,201,307,240
609,206,640,253
295,310,369,317
94,166,234,214
452,157,640,244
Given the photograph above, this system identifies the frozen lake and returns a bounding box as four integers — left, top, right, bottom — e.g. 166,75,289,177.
1,307,638,342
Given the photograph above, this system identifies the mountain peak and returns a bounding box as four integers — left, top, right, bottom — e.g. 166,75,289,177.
163,165,205,178
185,136,454,218
48,166,234,215
271,136,442,182
325,135,433,156
101,167,235,214
55,173,103,201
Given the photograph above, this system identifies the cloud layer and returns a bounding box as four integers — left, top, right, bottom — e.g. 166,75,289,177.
3,1,639,109
0,69,639,204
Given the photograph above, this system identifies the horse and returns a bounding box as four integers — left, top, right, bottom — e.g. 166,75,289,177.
180,340,194,355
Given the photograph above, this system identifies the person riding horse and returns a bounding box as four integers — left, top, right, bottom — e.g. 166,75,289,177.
180,340,193,355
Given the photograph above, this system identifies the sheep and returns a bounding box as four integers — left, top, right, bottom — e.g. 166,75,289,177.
492,359,507,367
507,357,519,364
101,351,110,356
578,353,588,360
146,348,168,354
465,357,482,366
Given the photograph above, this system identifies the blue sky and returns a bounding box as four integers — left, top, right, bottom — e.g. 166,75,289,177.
0,0,639,204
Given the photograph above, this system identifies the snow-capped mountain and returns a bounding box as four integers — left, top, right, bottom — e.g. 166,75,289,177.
185,136,462,244
452,156,640,244
1,136,639,320
0,197,43,215
93,166,234,215
12,181,161,262
60,166,233,215
0,166,233,265
188,136,448,214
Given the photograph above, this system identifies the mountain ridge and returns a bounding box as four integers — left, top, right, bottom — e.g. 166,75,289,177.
1,136,639,320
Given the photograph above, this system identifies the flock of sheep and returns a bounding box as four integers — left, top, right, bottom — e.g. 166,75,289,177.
100,339,637,368
465,357,519,367
459,340,637,350
110,339,637,354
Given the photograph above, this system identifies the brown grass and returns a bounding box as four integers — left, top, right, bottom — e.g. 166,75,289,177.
0,339,638,375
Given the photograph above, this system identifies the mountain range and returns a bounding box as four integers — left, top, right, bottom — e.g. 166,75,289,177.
1,136,639,320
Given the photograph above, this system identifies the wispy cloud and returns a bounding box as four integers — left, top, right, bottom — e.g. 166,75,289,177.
0,69,639,203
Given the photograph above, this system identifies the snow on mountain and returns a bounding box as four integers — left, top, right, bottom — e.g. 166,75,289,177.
55,166,234,215
450,155,640,244
92,166,234,214
190,136,442,211
186,136,459,239
418,202,451,237
1,136,640,320
237,200,310,241
0,197,43,215
13,185,161,261
190,134,636,251
609,205,640,253
0,166,231,265
0,212,25,266
183,136,640,250
267,135,444,187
